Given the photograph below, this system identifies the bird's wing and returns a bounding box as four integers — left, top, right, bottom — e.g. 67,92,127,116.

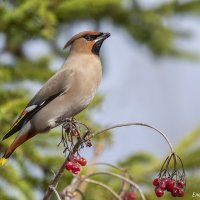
2,69,73,140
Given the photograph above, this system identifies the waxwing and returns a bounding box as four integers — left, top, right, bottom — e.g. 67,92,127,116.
0,31,110,165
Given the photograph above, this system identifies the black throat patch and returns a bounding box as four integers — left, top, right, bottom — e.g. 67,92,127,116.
92,39,104,55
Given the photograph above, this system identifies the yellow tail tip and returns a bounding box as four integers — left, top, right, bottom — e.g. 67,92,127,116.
0,158,7,166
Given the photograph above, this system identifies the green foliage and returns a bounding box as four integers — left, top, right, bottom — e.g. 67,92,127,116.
157,0,200,14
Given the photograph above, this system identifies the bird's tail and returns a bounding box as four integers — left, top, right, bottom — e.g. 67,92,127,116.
0,128,37,166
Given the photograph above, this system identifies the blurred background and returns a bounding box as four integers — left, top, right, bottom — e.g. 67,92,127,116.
0,0,200,199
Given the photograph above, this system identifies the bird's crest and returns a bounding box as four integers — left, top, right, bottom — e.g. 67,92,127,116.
64,31,102,49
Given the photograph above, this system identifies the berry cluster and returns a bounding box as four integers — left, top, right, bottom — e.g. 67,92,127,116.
59,118,92,156
153,153,186,198
153,178,185,197
65,156,87,174
122,191,137,200
57,119,91,174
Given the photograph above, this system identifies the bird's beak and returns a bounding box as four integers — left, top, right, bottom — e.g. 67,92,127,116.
102,32,111,39
96,32,111,42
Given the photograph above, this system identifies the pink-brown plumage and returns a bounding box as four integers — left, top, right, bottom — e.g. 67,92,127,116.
1,31,110,161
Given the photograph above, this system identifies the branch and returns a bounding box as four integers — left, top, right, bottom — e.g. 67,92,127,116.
91,122,174,152
75,189,86,200
90,162,126,172
49,186,62,200
84,179,121,200
89,162,129,196
43,131,89,200
81,171,146,200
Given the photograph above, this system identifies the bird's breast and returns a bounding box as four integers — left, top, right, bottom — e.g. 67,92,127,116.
31,54,102,132
71,54,102,104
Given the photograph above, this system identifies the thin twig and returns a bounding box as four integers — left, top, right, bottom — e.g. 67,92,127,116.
75,189,86,200
90,162,125,172
89,162,128,198
84,179,121,200
119,171,129,196
81,172,146,200
91,122,174,152
49,186,62,200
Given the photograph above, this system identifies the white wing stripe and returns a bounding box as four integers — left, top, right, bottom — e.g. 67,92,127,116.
25,105,38,112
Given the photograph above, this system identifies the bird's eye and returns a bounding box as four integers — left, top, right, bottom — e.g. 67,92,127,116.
84,35,93,41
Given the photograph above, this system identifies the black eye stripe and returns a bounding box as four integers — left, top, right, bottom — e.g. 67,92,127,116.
83,33,103,41
84,35,96,41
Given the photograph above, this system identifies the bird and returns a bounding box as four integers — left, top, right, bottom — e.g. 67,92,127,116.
0,31,110,166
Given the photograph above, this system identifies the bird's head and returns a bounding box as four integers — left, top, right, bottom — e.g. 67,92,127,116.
64,31,111,55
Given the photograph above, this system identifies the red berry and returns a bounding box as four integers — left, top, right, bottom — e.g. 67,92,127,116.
72,164,81,174
177,189,184,197
177,180,185,188
72,170,79,174
72,129,79,136
160,179,167,190
162,178,169,184
171,187,179,197
78,157,87,166
71,155,78,163
127,192,137,200
155,187,164,197
153,178,160,186
166,179,175,192
65,161,73,171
